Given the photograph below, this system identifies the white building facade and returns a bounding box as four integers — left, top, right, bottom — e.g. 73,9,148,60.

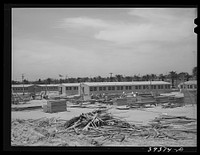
81,81,171,96
178,80,197,91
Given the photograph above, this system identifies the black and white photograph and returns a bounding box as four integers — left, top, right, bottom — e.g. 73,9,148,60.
7,6,197,150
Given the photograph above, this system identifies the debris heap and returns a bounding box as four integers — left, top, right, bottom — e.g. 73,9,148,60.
62,109,196,142
11,109,196,146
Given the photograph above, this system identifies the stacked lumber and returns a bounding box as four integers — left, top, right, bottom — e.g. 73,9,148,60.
168,96,177,102
44,99,67,113
116,105,130,110
155,96,169,103
113,98,127,106
134,96,156,107
176,97,184,103
155,95,184,105
126,96,136,105
162,102,182,108
138,93,153,97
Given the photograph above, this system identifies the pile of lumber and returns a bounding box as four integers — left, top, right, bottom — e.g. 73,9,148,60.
155,96,170,104
116,105,130,110
134,96,156,107
113,98,127,106
11,109,197,146
161,102,182,108
43,99,67,113
155,96,184,104
126,96,137,105
138,93,153,97
62,109,196,141
148,115,197,140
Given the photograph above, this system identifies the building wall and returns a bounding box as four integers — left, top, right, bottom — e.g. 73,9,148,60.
28,85,42,94
83,84,171,95
40,86,59,91
12,84,59,94
12,84,43,94
179,84,197,91
12,82,171,96
82,84,90,95
178,81,197,91
59,85,80,95
12,86,29,93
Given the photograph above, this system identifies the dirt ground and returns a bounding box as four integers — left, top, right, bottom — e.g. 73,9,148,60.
11,101,197,147
12,101,197,125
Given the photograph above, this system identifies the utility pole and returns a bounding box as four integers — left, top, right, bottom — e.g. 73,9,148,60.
45,78,47,95
193,51,196,70
65,75,68,83
150,79,152,95
22,74,24,95
109,73,113,82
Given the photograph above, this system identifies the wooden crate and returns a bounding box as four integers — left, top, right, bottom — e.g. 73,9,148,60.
45,100,67,113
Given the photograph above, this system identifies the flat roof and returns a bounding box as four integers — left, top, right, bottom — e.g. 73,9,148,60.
83,81,170,86
38,84,60,87
12,84,60,87
60,83,81,86
12,84,34,88
179,80,197,85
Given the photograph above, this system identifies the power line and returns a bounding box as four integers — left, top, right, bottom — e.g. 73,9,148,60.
22,74,24,95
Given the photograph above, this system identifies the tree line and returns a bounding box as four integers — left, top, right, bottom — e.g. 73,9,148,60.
12,67,197,87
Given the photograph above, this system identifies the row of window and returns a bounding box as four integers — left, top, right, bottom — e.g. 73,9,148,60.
13,87,28,91
13,85,171,92
90,85,170,91
13,87,58,91
180,84,197,89
41,87,58,90
66,86,78,91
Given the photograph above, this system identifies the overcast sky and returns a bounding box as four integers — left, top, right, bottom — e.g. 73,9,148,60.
12,8,197,81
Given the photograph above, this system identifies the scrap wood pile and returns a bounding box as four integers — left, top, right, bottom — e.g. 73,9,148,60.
161,102,183,108
148,115,196,140
11,109,197,146
62,109,196,141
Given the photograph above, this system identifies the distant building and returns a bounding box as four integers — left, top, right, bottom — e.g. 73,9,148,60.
81,81,171,96
38,84,59,91
12,84,42,94
178,80,197,91
59,83,80,95
12,84,60,94
178,80,197,105
13,81,172,97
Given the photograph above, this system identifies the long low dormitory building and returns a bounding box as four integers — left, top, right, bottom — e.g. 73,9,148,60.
12,84,60,94
58,81,171,96
178,80,197,91
12,81,171,96
80,81,171,96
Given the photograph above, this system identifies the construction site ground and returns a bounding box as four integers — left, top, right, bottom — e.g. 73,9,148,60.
11,100,197,147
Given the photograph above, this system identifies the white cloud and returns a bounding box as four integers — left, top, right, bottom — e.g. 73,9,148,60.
128,8,196,21
58,17,110,29
57,8,196,45
12,38,110,80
